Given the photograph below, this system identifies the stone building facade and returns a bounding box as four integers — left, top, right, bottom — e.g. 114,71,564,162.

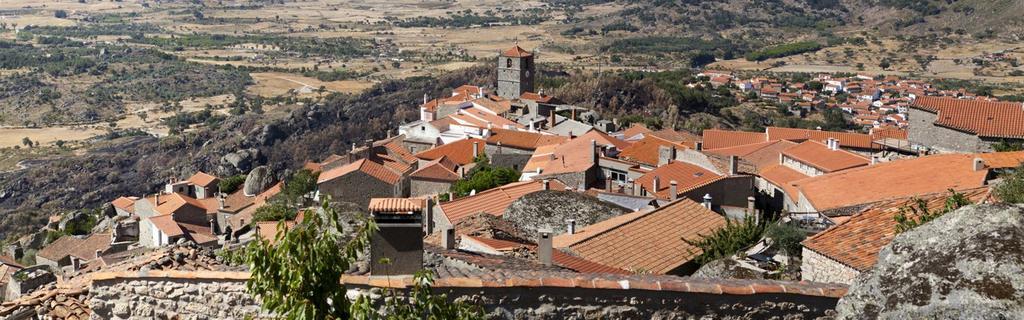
801,247,860,285
908,107,993,153
89,272,269,320
496,46,535,100
318,171,406,207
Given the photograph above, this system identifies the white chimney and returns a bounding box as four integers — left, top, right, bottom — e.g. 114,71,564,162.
423,93,428,104
442,227,456,250
871,156,878,165
472,141,480,159
747,196,756,218
669,180,678,201
652,176,660,194
538,227,553,266
566,219,576,235
702,193,713,209
973,157,985,171
542,179,550,191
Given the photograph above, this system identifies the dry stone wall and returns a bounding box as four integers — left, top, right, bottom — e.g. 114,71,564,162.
89,276,269,320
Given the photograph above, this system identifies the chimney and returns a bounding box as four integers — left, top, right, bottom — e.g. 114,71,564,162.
425,197,435,235
538,227,553,266
209,218,217,235
442,227,456,250
702,193,713,209
669,180,678,201
729,155,738,176
571,108,576,121
95,249,103,259
542,179,550,191
871,156,878,165
486,121,493,130
218,195,225,210
658,145,673,166
447,192,454,202
606,177,613,192
496,142,503,154
423,93,428,104
549,110,555,129
695,141,703,151
652,176,660,194
155,192,159,206
591,139,598,164
566,219,576,235
472,141,480,159
973,157,985,171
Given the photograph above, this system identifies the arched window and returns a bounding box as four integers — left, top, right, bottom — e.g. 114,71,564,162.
506,58,512,68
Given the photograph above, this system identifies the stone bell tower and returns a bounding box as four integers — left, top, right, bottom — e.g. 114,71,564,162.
497,44,536,100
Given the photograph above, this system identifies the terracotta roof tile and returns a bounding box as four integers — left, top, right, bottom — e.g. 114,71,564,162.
486,128,568,150
556,199,727,274
415,138,487,165
634,162,724,199
705,140,798,170
913,96,1024,138
802,188,990,271
37,233,112,262
187,172,219,188
766,127,875,149
870,127,908,140
781,140,870,173
148,215,185,237
502,45,533,58
439,180,567,224
792,154,990,211
977,151,1024,169
701,129,767,150
317,158,403,185
620,123,654,140
618,135,690,167
460,235,630,274
410,156,461,182
519,92,561,104
369,198,426,213
110,197,136,214
758,164,809,202
649,129,701,148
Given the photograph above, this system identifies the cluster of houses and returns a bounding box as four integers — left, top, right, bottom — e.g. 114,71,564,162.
700,70,1011,144
5,44,1024,303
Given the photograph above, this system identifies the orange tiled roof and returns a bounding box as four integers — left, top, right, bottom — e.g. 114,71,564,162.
702,129,767,150
757,164,809,202
37,233,112,262
802,187,991,271
461,235,630,274
792,154,990,211
486,128,568,150
410,156,460,182
556,199,727,274
913,96,1024,138
618,135,689,167
977,151,1024,169
634,161,724,199
870,127,908,140
154,193,208,216
148,215,185,237
472,96,513,114
449,106,524,130
781,140,870,173
187,172,219,188
519,92,560,104
439,180,567,224
620,123,653,139
110,197,136,214
705,140,798,169
317,158,403,185
369,198,426,213
502,45,533,58
649,129,701,148
766,127,874,149
228,182,283,230
415,138,487,165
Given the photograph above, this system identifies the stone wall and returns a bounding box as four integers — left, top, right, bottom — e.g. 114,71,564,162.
907,108,991,153
410,178,452,198
318,171,400,207
89,272,268,320
801,247,860,285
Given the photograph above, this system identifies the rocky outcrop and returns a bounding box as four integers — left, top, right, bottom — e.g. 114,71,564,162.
243,166,274,196
219,148,261,176
503,190,630,239
836,204,1024,319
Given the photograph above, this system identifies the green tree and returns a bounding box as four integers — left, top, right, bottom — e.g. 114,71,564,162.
450,155,520,197
21,137,32,148
894,189,972,234
239,200,484,319
53,10,67,19
218,175,246,194
283,169,320,204
690,51,716,68
995,165,1024,204
683,215,767,265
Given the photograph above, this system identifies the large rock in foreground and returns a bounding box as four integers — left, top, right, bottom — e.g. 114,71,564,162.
836,204,1024,319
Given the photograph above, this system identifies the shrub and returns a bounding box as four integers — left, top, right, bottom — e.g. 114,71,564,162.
683,215,766,265
763,223,806,255
894,189,972,233
218,175,246,194
996,165,1024,204
745,41,823,61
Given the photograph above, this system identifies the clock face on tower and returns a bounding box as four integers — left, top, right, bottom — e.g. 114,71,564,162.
525,70,530,78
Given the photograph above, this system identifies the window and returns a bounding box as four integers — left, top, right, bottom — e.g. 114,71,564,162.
608,169,628,183
506,58,512,68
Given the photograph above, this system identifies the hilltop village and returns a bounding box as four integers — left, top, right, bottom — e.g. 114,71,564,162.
2,45,1024,318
